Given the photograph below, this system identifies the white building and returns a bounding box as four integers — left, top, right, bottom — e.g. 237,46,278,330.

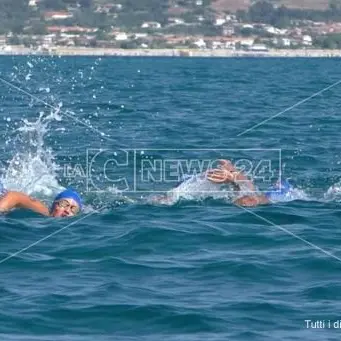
249,44,268,51
225,41,236,50
302,35,313,46
225,15,237,22
45,11,73,20
281,38,291,47
168,18,185,25
215,18,226,26
193,39,206,49
264,26,287,35
42,34,55,44
141,22,161,29
212,41,223,49
239,38,254,47
133,33,148,39
115,32,128,41
222,26,235,36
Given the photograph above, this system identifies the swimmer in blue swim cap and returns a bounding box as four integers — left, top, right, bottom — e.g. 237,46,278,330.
207,159,291,207
50,189,82,217
0,185,82,217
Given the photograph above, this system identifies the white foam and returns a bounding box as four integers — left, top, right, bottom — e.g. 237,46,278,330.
2,107,62,197
147,173,233,205
325,182,341,202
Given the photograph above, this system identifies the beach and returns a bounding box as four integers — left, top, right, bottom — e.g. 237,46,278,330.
2,45,341,57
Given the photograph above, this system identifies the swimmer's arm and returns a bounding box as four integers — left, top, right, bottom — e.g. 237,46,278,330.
233,194,269,207
207,159,269,207
230,171,256,192
220,160,256,191
0,192,50,216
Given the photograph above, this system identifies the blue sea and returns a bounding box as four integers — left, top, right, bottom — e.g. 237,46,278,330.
0,56,341,340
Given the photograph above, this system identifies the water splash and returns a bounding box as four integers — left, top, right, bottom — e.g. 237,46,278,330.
325,181,341,202
146,174,313,206
1,108,62,197
146,173,233,205
268,187,311,203
0,56,119,211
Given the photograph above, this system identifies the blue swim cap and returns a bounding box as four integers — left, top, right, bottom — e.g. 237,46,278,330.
53,189,82,210
265,180,292,202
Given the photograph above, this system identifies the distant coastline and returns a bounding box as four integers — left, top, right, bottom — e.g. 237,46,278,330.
2,46,341,58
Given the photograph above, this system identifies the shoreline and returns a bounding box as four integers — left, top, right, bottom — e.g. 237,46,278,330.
2,46,341,57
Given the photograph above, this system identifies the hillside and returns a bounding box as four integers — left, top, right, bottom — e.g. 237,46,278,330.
211,0,331,12
0,0,339,37
39,0,334,14
279,0,330,10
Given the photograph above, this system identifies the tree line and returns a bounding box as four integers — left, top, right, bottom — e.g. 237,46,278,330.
237,1,341,28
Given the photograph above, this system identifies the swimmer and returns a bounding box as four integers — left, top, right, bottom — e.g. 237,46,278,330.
0,184,82,217
207,159,292,207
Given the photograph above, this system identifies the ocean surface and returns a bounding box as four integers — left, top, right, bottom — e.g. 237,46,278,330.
0,56,341,340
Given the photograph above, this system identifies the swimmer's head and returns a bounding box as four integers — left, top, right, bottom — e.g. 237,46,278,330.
51,189,82,217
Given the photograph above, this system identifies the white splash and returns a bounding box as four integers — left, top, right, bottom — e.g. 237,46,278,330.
147,173,232,205
146,174,314,206
325,182,341,202
1,108,62,197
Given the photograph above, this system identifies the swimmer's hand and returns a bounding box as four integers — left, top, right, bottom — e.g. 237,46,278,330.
206,168,235,183
207,159,255,191
206,159,238,184
0,191,50,216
